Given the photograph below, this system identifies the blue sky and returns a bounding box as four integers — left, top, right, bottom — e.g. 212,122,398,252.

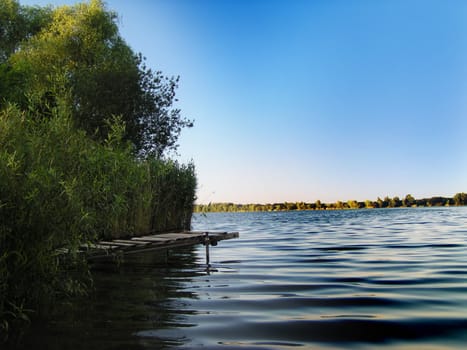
21,0,467,203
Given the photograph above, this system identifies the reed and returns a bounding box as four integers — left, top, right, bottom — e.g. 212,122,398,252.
0,104,196,342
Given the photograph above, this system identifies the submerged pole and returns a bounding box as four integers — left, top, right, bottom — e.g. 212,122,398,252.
205,232,210,266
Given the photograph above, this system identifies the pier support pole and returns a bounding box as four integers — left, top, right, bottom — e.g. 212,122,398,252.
205,232,210,266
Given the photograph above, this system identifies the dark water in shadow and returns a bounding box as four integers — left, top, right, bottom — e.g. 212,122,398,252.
20,208,467,349
18,249,203,349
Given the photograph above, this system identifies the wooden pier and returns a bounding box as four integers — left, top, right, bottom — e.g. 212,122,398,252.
82,231,239,263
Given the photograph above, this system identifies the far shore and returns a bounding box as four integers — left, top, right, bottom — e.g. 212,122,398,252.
195,193,467,213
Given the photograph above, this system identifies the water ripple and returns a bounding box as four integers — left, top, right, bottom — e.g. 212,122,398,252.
185,208,467,348
20,208,467,350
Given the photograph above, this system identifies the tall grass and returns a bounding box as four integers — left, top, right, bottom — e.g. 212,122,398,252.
0,104,196,342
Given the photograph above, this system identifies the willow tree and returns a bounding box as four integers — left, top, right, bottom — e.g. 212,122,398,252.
1,0,192,158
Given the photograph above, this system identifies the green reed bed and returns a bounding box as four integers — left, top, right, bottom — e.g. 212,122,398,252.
0,105,196,343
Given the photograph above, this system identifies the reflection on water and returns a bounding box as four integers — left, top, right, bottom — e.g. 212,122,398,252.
20,208,467,349
19,249,202,350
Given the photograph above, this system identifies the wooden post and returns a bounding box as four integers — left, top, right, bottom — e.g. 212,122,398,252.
205,232,210,266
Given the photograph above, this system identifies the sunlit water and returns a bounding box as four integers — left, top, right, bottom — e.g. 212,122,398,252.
20,208,467,349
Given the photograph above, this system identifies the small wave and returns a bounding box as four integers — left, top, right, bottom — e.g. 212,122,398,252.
199,317,467,344
316,245,367,251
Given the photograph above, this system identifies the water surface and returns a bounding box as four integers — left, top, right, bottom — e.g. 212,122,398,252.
21,208,467,349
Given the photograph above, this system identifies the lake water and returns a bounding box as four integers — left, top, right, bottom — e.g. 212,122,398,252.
19,207,467,349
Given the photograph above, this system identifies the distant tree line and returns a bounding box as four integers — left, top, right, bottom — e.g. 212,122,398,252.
195,193,467,213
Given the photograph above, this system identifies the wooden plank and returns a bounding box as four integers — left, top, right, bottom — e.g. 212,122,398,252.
98,241,135,247
90,244,118,250
114,239,149,245
83,231,239,261
134,233,203,241
158,233,202,240
131,236,175,243
209,232,239,240
156,232,196,237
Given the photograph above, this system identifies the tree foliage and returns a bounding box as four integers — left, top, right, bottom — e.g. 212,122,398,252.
1,0,192,158
195,193,466,213
453,192,467,206
0,0,52,62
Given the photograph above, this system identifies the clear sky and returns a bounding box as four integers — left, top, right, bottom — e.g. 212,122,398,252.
21,0,467,204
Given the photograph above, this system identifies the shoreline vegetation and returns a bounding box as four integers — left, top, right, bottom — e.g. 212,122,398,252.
195,193,467,213
0,0,196,344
